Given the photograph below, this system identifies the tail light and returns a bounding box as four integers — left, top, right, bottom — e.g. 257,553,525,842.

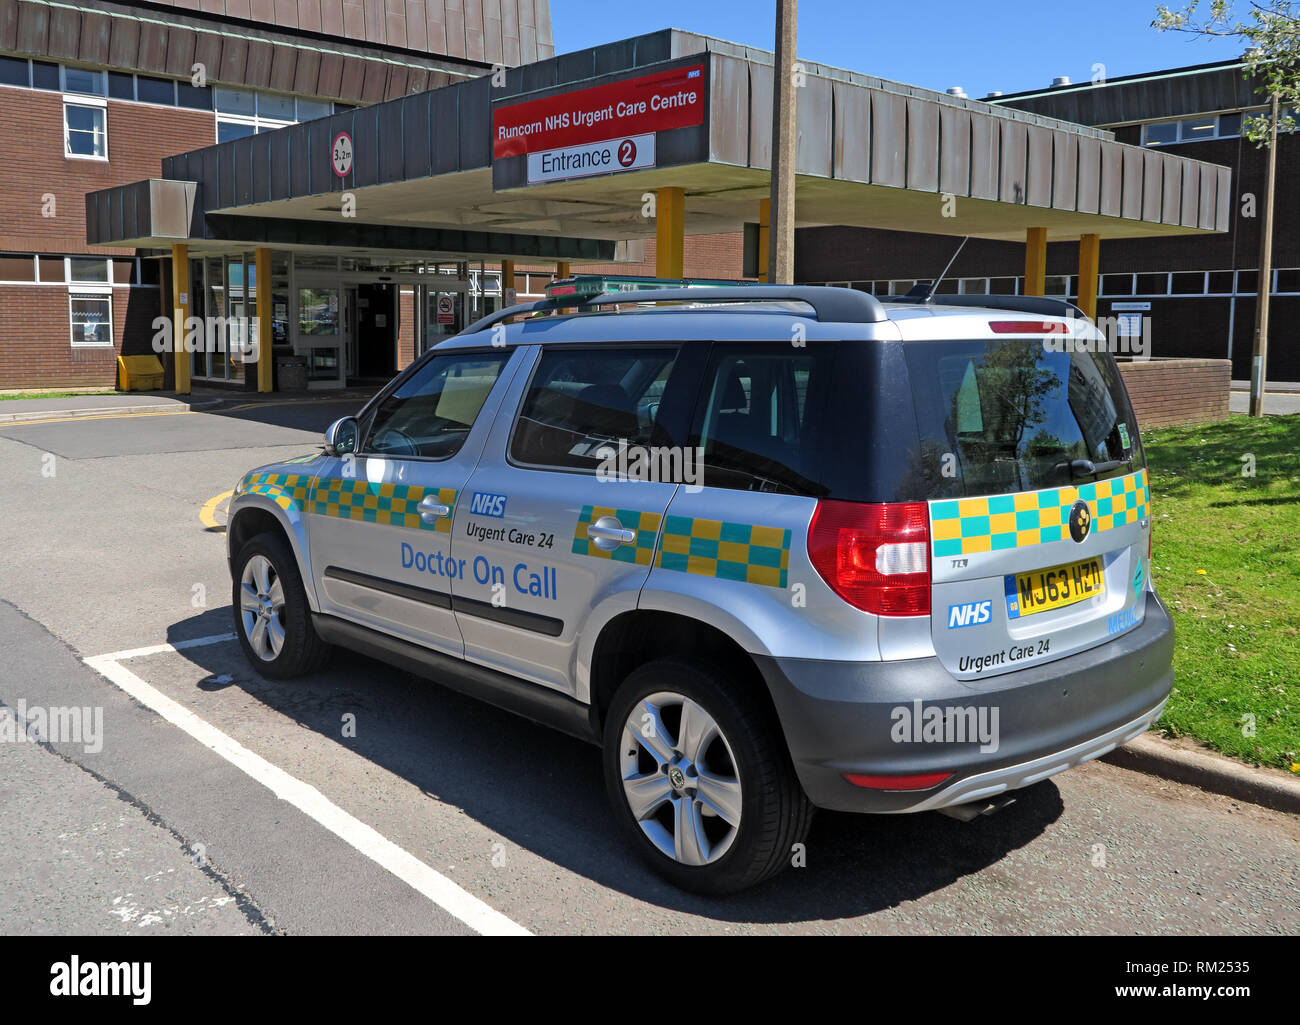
844,771,953,791
808,500,931,616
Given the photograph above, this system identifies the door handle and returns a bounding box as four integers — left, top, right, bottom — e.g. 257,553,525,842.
587,516,636,550
418,495,451,523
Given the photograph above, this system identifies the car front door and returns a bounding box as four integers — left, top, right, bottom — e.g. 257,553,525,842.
307,347,522,657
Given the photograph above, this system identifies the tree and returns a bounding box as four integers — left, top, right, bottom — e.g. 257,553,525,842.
1153,1,1299,143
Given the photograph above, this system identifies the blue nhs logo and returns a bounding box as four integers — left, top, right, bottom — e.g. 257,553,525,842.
947,600,992,629
469,492,507,518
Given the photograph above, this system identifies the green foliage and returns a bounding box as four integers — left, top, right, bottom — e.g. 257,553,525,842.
1153,1,1300,143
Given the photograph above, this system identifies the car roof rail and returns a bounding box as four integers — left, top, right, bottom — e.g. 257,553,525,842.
459,284,888,336
887,292,1090,320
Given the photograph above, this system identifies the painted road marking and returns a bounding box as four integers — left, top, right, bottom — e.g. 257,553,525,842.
0,410,195,427
83,634,530,937
200,490,234,530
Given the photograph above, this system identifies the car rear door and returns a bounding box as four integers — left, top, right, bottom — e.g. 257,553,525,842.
903,331,1153,680
449,341,704,696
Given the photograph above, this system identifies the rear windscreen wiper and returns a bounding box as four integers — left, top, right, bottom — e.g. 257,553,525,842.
1054,455,1133,480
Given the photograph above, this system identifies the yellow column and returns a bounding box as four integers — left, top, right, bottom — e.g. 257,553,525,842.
1077,234,1100,321
255,248,272,392
656,187,685,280
757,197,770,283
1024,227,1047,297
555,261,571,281
501,259,516,302
170,244,190,395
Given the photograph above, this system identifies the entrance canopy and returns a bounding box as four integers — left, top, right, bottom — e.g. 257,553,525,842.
87,28,1231,256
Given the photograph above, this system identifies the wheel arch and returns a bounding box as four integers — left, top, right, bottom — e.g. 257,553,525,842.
587,610,786,746
227,495,319,611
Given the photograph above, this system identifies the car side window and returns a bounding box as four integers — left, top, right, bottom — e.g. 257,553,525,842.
364,352,510,459
691,345,829,495
509,347,678,471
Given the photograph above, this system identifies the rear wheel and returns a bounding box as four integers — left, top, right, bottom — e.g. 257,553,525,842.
602,657,813,894
232,531,330,679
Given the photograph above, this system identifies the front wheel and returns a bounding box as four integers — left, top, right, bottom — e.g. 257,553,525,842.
232,531,331,679
602,657,813,895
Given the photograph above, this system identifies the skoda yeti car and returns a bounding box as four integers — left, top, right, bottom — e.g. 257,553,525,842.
227,282,1173,894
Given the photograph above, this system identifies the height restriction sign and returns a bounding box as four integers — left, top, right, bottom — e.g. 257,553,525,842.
332,132,353,178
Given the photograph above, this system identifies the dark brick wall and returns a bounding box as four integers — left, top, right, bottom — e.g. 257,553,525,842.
1119,358,1232,428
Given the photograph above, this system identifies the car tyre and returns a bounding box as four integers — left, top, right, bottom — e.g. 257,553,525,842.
602,657,814,895
232,531,331,679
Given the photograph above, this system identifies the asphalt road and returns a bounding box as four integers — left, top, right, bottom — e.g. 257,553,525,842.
1,398,1297,935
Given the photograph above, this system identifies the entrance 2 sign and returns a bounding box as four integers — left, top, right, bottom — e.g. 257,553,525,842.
493,63,705,160
528,133,655,184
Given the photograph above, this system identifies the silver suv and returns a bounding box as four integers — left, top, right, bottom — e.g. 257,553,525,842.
227,282,1174,894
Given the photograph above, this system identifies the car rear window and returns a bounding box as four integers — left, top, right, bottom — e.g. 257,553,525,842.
902,339,1143,499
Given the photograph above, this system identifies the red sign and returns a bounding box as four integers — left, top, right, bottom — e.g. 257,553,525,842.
493,63,706,159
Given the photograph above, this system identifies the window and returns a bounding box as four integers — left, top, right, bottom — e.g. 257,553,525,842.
214,87,257,115
217,121,256,143
62,67,105,96
365,352,511,459
1044,275,1072,296
257,92,295,120
65,100,107,157
691,347,825,494
1135,273,1169,295
0,56,28,88
1207,271,1235,294
0,254,35,281
1171,271,1206,295
108,71,134,100
903,339,1137,499
296,98,332,121
1101,273,1134,296
177,82,213,110
32,61,59,90
959,278,990,294
136,76,176,106
38,256,65,282
69,257,109,282
510,348,678,471
1142,112,1244,147
70,291,112,347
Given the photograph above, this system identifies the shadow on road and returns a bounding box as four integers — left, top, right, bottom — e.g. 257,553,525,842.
167,607,1063,926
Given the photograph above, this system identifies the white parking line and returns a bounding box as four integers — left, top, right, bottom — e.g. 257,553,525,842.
84,634,530,937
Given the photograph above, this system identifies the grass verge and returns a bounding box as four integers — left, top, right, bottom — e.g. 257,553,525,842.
1144,413,1299,771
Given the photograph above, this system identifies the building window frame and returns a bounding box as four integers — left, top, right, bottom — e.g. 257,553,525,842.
64,95,108,160
69,286,113,348
1142,111,1244,147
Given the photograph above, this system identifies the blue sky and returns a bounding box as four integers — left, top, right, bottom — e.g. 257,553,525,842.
551,0,1246,98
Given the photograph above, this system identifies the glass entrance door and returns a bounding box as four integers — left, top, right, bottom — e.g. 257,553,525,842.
295,280,348,388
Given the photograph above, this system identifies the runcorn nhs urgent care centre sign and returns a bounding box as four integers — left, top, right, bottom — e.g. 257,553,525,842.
492,64,706,185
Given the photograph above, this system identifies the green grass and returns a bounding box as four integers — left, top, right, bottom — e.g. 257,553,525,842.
1143,413,1300,771
0,390,116,400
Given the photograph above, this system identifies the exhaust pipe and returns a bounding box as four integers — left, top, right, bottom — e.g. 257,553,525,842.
937,794,1018,821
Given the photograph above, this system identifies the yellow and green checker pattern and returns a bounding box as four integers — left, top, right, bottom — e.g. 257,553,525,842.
572,506,662,564
930,468,1149,557
309,478,458,532
242,472,312,513
655,515,791,588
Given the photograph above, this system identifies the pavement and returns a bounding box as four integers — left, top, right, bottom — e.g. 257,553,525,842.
0,393,1296,935
1229,390,1300,415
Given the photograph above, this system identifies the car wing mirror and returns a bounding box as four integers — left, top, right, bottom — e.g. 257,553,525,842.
323,416,359,457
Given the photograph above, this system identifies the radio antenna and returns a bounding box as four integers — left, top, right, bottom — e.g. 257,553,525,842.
920,236,970,304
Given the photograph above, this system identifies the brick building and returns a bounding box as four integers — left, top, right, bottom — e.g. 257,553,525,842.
0,0,556,389
795,59,1299,382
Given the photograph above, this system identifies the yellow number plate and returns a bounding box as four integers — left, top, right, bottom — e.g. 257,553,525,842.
1005,557,1105,619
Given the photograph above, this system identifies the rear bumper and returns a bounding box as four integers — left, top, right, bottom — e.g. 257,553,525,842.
755,592,1175,813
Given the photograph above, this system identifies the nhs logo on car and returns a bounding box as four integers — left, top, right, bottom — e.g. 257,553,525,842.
947,600,992,629
469,492,507,518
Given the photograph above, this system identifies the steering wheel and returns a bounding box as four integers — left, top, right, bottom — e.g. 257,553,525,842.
369,426,420,456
